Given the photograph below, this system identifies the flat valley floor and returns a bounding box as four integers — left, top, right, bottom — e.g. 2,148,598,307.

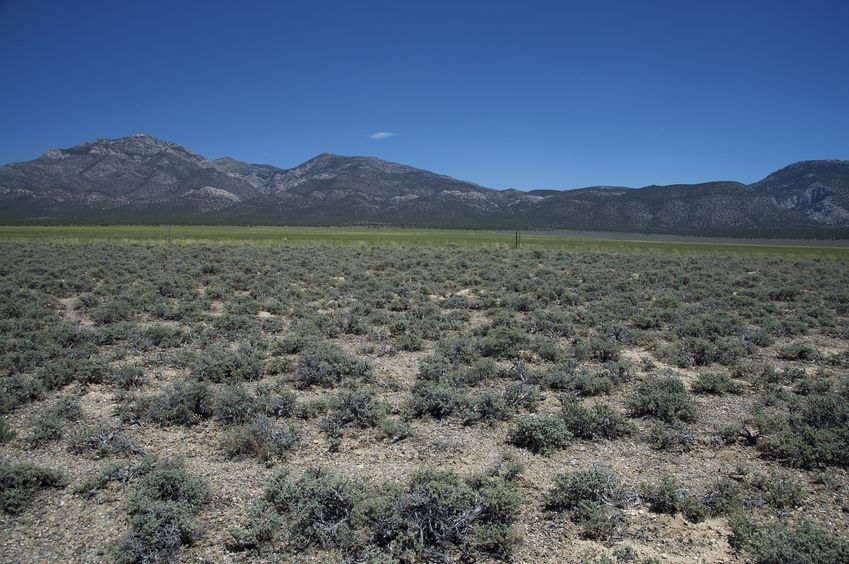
1,241,848,562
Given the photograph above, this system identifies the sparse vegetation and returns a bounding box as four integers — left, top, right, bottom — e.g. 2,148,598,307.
507,414,571,455
627,376,698,423
232,465,522,560
114,460,208,563
2,239,848,561
0,460,64,514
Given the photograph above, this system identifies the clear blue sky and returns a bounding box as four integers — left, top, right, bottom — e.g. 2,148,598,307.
1,0,847,189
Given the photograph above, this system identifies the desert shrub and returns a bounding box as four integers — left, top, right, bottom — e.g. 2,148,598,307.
74,461,138,499
417,353,453,383
234,466,521,559
0,373,44,413
639,474,733,523
68,424,145,459
223,416,300,462
692,372,742,395
274,334,318,355
115,460,208,563
627,376,697,423
793,374,831,396
507,414,571,455
502,381,542,411
409,381,467,419
80,457,157,499
747,472,805,510
376,417,412,443
711,422,743,447
294,398,329,420
145,379,214,426
136,324,185,349
0,418,13,444
545,467,624,512
476,325,529,359
534,339,564,362
37,357,108,390
701,478,743,517
561,399,632,440
254,383,296,418
436,336,481,365
0,460,64,514
191,344,263,383
570,370,614,396
110,364,147,390
418,354,500,386
322,387,387,430
544,467,629,540
600,360,634,385
394,333,424,351
361,469,522,559
28,395,82,447
639,475,707,521
778,341,820,362
458,358,502,386
263,467,365,549
662,337,742,368
214,384,260,425
293,343,370,389
575,337,621,363
730,517,849,564
91,299,135,325
463,390,510,426
544,364,613,396
572,500,625,541
640,475,684,515
756,391,849,468
649,421,696,452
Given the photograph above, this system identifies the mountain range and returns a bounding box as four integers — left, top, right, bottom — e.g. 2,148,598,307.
1,133,847,237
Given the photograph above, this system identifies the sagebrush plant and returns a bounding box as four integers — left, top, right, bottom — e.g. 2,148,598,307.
68,424,145,459
28,395,82,447
223,416,300,462
145,378,214,426
0,374,44,414
3,240,849,560
649,421,696,452
691,372,742,395
627,376,698,423
544,467,631,540
115,459,208,563
214,384,261,424
192,343,263,383
730,516,849,564
293,342,371,388
560,398,633,440
754,388,849,468
408,380,467,419
0,460,65,514
507,414,571,455
232,465,522,560
0,418,13,443
746,472,805,510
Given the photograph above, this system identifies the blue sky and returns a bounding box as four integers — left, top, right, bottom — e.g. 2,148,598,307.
1,0,847,189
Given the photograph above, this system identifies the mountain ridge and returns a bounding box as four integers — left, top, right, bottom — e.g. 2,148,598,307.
1,134,847,237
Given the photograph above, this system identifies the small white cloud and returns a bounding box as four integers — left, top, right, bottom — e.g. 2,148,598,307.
368,131,397,140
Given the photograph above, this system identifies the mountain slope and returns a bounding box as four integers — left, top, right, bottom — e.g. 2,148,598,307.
1,134,847,236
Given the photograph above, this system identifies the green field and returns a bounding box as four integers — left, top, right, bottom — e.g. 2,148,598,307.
0,225,847,258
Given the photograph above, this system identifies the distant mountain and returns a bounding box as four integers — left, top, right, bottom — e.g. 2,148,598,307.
1,134,847,237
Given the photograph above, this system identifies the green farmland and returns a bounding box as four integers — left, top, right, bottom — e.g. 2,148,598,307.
0,225,847,258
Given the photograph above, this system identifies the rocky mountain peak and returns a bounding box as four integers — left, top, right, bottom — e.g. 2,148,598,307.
1,134,847,235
